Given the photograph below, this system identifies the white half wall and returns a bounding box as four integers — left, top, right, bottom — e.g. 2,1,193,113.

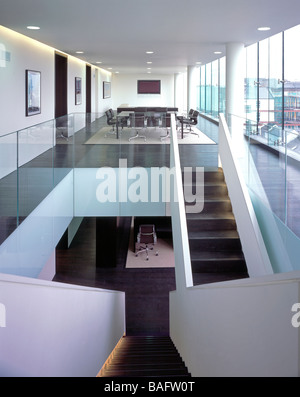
0,273,125,377
170,272,300,377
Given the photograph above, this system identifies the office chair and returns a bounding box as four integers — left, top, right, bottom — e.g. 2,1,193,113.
105,110,117,136
177,110,200,137
135,224,158,261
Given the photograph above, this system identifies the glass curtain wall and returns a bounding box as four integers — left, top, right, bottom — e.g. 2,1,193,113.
244,23,300,237
198,57,226,119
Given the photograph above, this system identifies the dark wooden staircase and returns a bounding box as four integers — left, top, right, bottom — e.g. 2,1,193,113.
99,336,191,377
184,168,249,285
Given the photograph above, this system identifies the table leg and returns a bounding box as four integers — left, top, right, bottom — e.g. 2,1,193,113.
116,119,119,139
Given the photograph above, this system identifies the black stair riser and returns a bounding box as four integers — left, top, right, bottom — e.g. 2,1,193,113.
189,238,242,251
184,184,228,197
191,259,247,273
187,218,237,231
186,200,232,213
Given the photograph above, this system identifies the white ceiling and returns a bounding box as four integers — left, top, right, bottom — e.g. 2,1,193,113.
1,0,300,74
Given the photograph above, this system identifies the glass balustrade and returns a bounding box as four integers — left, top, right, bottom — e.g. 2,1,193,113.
227,112,300,272
0,111,177,246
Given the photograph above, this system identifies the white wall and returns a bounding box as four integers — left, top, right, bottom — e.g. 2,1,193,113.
170,273,300,377
0,25,112,138
95,68,113,115
0,273,125,377
0,25,55,136
112,73,175,109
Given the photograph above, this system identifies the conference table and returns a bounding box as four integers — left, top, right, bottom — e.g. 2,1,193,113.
115,109,179,140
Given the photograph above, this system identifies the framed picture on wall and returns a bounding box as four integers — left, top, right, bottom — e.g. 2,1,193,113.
26,70,41,116
103,81,111,99
75,77,82,105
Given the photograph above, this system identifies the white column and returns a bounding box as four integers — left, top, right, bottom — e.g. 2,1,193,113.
187,65,198,111
174,72,186,114
226,42,245,118
226,42,245,154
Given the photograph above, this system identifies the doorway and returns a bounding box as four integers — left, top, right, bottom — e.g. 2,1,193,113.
55,52,68,118
86,64,91,114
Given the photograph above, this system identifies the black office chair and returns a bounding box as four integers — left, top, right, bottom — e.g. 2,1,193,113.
105,110,117,136
135,224,158,261
177,110,199,137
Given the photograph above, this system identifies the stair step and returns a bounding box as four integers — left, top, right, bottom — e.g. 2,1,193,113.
188,230,242,251
100,336,191,378
186,199,232,213
102,367,191,377
191,251,247,273
187,214,236,231
204,169,225,182
184,182,228,197
192,272,248,286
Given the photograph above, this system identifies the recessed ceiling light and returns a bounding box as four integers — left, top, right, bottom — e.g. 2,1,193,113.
76,51,84,54
146,51,154,54
108,67,113,70
214,51,222,55
196,62,202,65
147,68,152,70
147,62,152,64
258,27,271,31
27,26,40,30
96,61,102,64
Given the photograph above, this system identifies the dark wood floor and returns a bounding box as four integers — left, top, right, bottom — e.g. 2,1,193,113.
54,217,176,336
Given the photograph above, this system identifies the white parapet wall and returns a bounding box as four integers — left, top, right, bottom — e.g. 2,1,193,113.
0,273,125,377
170,272,300,377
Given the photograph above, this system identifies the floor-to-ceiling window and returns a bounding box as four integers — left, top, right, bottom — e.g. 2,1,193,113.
244,24,300,238
245,43,258,133
205,63,212,115
199,65,206,113
198,57,226,119
211,60,219,118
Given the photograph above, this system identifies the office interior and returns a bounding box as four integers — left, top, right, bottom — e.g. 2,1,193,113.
1,0,300,377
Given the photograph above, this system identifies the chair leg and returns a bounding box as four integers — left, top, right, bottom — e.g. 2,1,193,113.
161,129,170,141
129,130,146,142
135,244,158,260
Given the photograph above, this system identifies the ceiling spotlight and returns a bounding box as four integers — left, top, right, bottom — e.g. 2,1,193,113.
27,26,40,30
258,27,271,31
